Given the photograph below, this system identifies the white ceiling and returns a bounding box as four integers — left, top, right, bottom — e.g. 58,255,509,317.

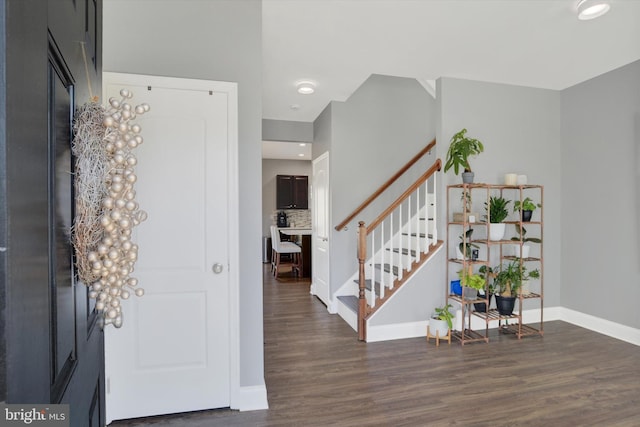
262,0,640,123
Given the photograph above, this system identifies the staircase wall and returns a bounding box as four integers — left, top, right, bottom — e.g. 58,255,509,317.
313,74,437,301
368,246,446,327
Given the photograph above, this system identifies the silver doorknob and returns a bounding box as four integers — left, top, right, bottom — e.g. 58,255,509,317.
212,263,224,274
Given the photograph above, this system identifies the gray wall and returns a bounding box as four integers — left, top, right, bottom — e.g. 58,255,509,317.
103,0,264,388
263,119,313,142
314,74,437,297
437,77,563,309
561,59,640,328
262,159,312,236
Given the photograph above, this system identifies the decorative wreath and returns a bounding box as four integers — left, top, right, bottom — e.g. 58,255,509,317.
71,89,149,328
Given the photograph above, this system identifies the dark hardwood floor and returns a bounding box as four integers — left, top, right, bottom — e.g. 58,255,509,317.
111,264,640,426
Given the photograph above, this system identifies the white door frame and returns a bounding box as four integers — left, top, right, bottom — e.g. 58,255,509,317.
311,151,332,311
101,72,242,415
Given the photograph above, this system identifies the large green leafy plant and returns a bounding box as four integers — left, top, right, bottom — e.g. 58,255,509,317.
484,195,511,223
443,128,484,175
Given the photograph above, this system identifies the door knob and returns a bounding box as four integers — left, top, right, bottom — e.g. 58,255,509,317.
212,263,224,274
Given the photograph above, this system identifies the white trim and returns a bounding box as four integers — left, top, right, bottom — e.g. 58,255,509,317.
559,307,640,346
367,320,428,342
364,305,639,345
235,384,269,411
416,78,437,99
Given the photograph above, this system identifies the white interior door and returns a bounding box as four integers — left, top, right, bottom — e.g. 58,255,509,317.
312,152,330,307
103,73,237,423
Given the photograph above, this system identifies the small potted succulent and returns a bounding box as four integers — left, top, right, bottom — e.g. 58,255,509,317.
484,195,511,241
444,128,484,184
513,197,541,222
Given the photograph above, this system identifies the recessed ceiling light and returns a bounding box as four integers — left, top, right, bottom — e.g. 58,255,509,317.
577,0,610,20
298,153,305,157
299,143,306,147
296,81,316,95
290,104,301,110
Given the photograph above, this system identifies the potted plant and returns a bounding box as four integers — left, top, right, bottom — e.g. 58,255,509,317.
430,303,455,337
510,223,542,258
493,260,539,315
443,128,484,184
513,197,541,222
520,267,540,296
493,260,522,315
484,195,510,241
458,266,486,300
456,227,479,260
476,265,496,312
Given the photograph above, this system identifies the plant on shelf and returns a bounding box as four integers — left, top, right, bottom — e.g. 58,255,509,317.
443,128,484,184
510,223,542,258
476,265,497,312
513,197,541,222
458,266,486,300
484,195,511,241
493,260,539,315
457,227,479,260
520,267,540,295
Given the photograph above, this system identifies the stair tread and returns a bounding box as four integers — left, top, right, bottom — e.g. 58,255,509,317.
337,295,358,313
401,232,433,238
386,247,417,256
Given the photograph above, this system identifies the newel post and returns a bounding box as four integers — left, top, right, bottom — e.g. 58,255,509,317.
357,221,367,341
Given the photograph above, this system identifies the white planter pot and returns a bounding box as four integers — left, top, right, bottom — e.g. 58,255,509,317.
513,244,530,259
489,223,506,241
429,318,450,337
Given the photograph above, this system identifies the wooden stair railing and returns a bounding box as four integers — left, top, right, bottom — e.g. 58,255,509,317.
356,158,442,341
335,138,436,232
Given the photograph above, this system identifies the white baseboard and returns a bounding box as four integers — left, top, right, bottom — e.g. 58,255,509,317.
371,306,639,347
559,307,640,346
232,384,269,411
367,320,428,342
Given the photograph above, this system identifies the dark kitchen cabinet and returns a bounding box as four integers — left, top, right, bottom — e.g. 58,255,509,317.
277,175,309,209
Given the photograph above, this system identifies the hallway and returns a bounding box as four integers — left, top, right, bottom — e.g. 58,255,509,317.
112,265,640,426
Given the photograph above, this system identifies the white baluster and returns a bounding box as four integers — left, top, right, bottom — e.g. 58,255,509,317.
424,180,429,252
398,204,403,280
415,186,420,263
407,196,412,272
380,222,385,300
432,173,437,246
390,212,395,286
370,230,376,308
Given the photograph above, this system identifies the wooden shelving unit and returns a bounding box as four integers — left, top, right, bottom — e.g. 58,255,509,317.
446,183,544,344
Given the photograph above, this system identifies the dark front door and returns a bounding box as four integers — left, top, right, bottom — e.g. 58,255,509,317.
1,1,104,425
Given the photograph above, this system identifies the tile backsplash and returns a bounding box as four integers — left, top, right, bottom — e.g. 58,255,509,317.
271,209,311,228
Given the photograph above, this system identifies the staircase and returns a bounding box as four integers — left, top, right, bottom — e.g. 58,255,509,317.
334,140,443,341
